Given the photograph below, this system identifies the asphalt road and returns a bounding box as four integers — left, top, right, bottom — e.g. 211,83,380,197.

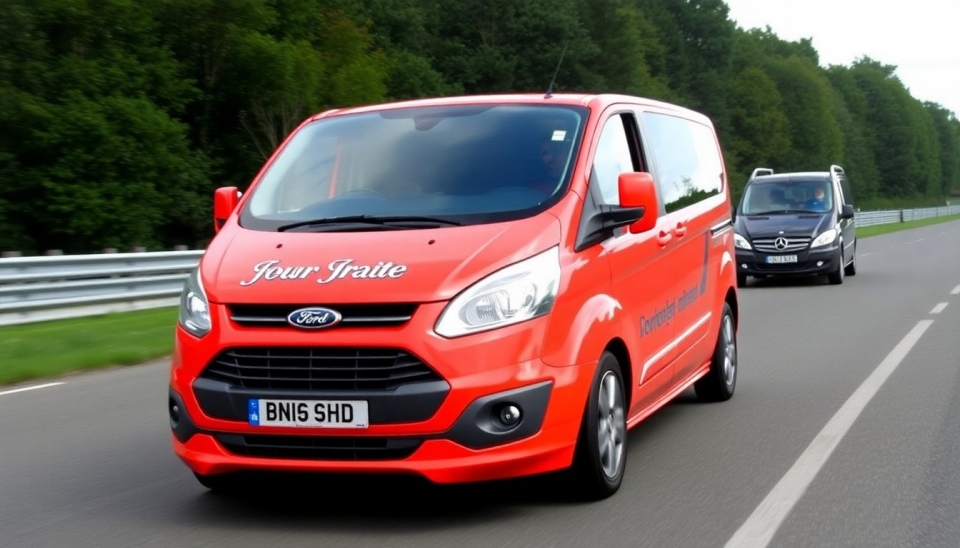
2,219,959,548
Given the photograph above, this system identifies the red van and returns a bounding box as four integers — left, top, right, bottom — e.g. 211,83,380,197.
169,93,740,500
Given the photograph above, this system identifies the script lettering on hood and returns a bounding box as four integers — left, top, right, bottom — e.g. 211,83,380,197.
240,259,407,286
317,259,408,284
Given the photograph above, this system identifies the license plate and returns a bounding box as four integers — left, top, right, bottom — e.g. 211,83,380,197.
765,255,798,264
248,399,369,428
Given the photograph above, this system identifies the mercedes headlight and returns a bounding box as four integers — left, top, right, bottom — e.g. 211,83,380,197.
178,267,211,337
435,246,560,338
810,228,838,248
734,233,752,250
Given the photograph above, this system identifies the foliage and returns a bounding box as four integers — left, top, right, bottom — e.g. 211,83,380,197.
1,0,958,253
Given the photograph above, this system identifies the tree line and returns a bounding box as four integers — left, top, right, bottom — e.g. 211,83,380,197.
1,0,958,254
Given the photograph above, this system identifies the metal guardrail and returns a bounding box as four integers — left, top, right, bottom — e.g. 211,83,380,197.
0,250,203,326
0,204,958,327
854,205,960,227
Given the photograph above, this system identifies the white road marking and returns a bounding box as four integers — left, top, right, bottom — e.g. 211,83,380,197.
859,253,872,257
951,285,960,295
0,382,65,397
931,303,949,314
725,320,934,548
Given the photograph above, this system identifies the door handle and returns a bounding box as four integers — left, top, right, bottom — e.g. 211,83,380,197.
673,222,687,238
657,230,672,247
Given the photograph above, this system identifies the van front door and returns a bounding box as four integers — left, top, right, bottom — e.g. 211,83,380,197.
588,109,678,412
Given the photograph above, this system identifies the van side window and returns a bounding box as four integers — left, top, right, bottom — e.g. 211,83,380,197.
838,175,854,206
590,113,641,205
641,112,722,213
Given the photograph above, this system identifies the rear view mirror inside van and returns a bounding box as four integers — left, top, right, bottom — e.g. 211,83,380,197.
619,172,659,233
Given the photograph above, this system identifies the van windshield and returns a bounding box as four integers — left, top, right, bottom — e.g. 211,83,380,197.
240,104,587,231
739,178,834,215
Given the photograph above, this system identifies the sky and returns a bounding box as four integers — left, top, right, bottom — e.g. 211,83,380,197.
722,0,960,118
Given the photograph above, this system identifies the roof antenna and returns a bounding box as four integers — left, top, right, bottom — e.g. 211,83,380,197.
545,42,569,99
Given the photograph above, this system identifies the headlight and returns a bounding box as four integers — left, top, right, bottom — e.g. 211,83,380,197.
810,228,838,248
435,246,561,338
734,233,752,250
178,267,211,337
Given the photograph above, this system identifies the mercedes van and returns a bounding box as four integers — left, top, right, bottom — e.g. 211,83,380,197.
169,93,740,500
733,165,857,286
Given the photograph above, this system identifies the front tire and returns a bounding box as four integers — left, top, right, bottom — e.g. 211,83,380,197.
827,248,845,285
571,351,628,501
844,243,857,276
694,302,737,402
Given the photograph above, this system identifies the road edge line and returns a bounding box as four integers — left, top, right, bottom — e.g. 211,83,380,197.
0,382,66,397
724,320,934,548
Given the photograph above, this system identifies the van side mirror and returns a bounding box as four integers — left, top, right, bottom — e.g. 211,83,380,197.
840,203,854,220
575,171,658,252
618,172,659,233
214,186,240,233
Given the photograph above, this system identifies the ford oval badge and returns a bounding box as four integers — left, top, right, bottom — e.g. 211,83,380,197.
286,307,342,329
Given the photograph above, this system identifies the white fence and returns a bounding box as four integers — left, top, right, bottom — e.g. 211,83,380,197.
1,205,959,327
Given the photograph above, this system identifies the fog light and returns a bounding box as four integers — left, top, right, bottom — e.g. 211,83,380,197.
498,404,522,427
741,263,748,269
817,261,824,267
169,399,180,425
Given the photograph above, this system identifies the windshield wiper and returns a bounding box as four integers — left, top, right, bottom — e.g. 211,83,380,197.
277,214,462,232
747,209,819,216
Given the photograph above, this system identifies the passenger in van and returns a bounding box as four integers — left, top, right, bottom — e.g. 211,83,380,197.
530,134,571,194
805,186,828,211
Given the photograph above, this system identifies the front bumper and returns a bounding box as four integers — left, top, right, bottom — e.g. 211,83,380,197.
170,380,583,484
735,243,841,277
169,301,595,484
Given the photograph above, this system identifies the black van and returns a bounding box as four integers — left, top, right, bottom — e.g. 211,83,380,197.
732,165,857,286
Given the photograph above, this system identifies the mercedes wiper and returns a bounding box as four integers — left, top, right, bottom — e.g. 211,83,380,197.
277,214,462,232
748,209,811,216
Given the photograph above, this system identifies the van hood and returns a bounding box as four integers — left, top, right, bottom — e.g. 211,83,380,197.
734,212,831,239
201,214,562,304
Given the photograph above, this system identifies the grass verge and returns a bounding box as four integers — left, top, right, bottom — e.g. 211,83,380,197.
858,213,960,238
0,307,178,386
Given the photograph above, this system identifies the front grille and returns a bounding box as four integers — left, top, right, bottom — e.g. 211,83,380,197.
201,347,442,391
227,303,418,328
216,433,422,461
752,236,811,253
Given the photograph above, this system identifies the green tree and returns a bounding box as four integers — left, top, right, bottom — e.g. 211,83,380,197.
576,0,670,98
925,103,960,197
726,66,791,193
763,55,844,170
0,0,209,253
847,57,939,199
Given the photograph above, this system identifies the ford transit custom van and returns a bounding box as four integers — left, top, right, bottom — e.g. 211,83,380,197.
169,93,740,500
